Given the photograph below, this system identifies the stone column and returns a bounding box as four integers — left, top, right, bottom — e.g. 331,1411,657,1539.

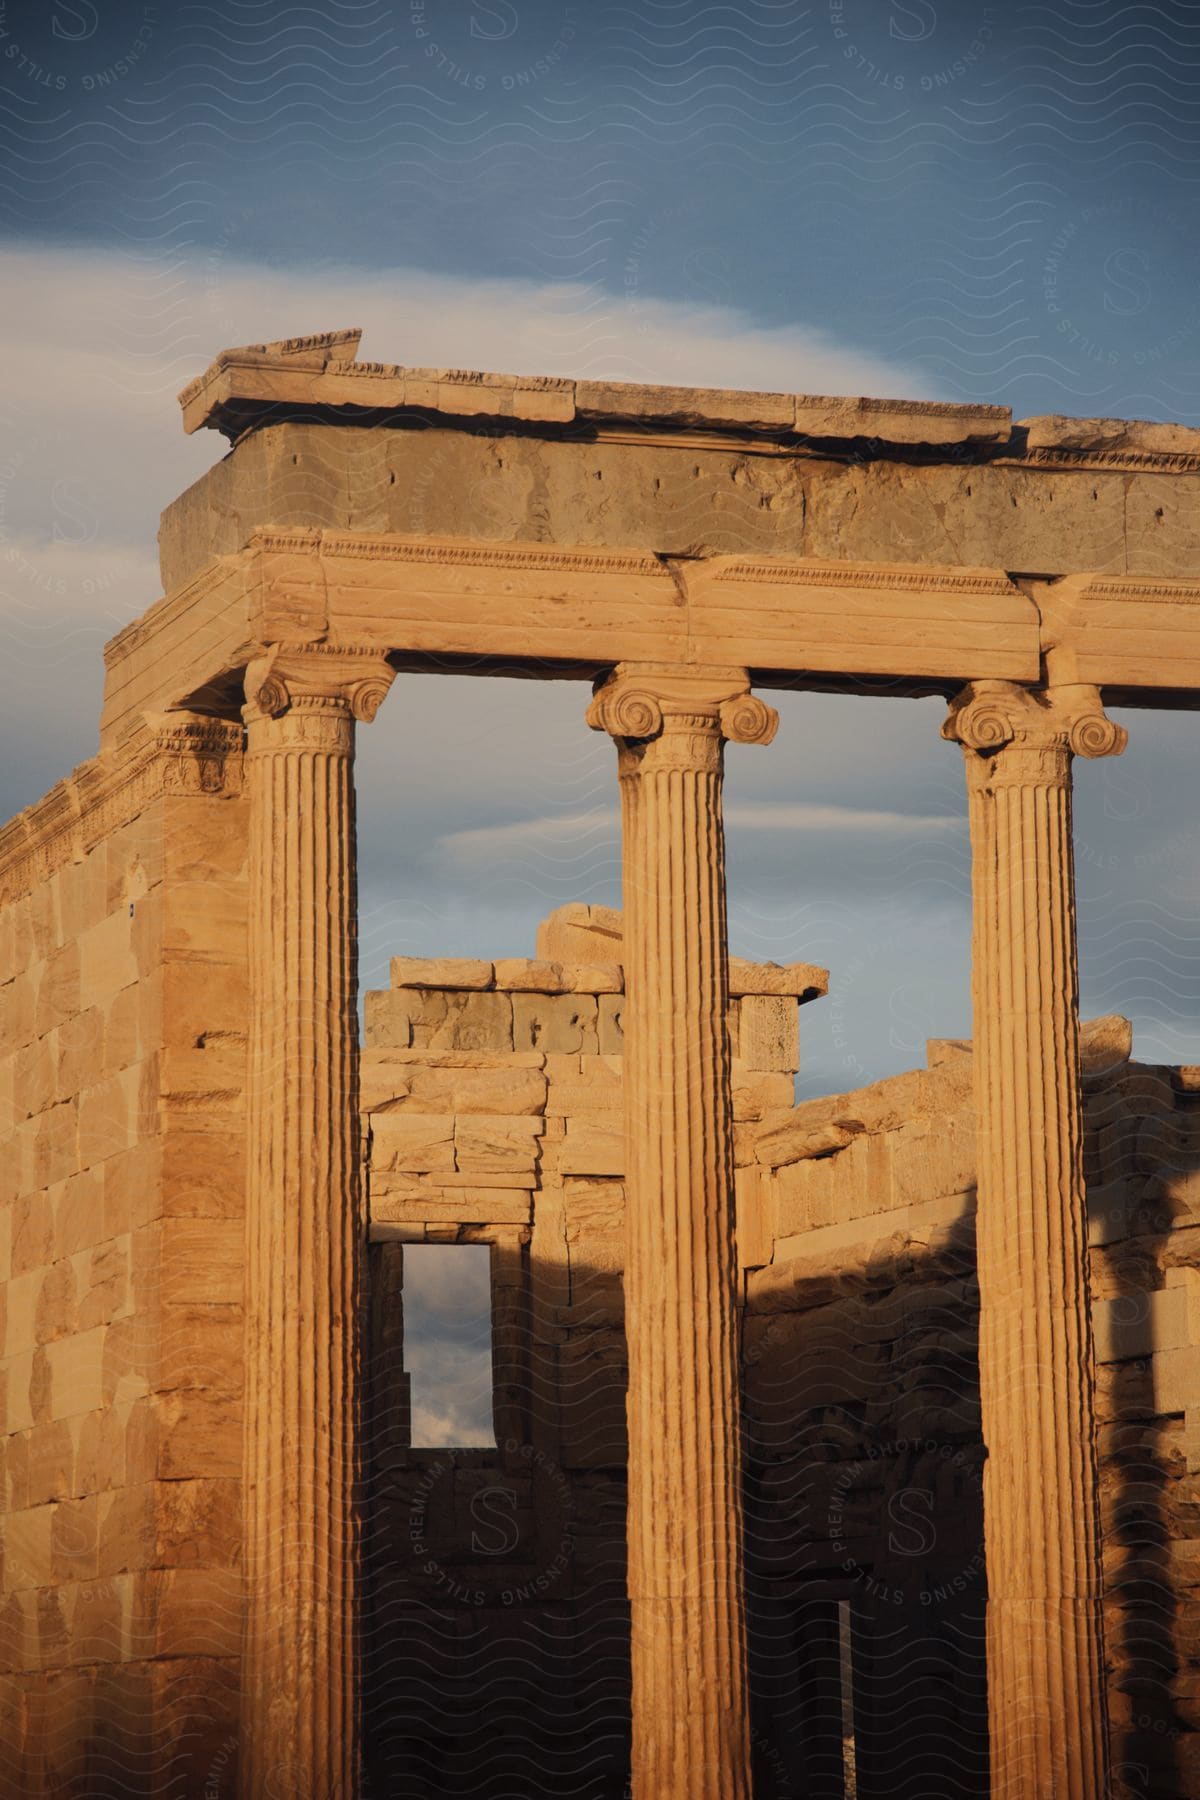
240,645,394,1800
942,680,1125,1800
588,663,777,1799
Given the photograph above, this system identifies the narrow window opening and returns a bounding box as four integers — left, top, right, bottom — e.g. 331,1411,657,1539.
401,1243,496,1449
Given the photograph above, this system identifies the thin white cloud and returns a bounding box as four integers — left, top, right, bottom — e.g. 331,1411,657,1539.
436,801,962,862
0,240,938,817
0,238,938,562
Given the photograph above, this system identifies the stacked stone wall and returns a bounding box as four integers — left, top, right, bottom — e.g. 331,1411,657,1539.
744,1030,1200,1797
364,916,1200,1799
0,727,247,1799
359,926,810,1797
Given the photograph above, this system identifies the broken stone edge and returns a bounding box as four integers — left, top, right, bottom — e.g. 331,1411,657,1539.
388,953,830,1002
176,332,1200,467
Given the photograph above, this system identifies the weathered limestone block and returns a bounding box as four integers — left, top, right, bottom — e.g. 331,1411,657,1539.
735,1165,773,1271
834,1131,895,1223
35,945,79,1039
727,958,827,999
366,987,514,1053
141,1390,242,1482
370,1112,456,1174
76,911,139,1008
389,955,493,989
536,903,625,963
597,993,624,1055
13,1035,54,1123
161,959,249,1052
734,1065,798,1123
11,1195,55,1277
1081,1013,1134,1083
562,1178,625,1272
3,1505,54,1592
756,1117,859,1169
132,1567,244,1661
557,1121,624,1178
493,958,623,993
1,970,37,1055
888,1111,975,1206
730,995,799,1072
511,993,597,1056
369,1185,533,1226
152,1306,242,1408
77,1066,148,1171
43,1329,108,1422
362,1057,546,1118
152,1219,242,1310
454,1114,543,1176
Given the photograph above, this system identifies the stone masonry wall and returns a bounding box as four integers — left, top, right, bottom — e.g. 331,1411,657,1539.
0,727,247,1800
744,1023,1200,1799
359,906,817,1799
363,906,1200,1800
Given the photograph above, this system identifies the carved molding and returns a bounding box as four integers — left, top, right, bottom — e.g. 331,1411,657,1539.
0,713,244,904
253,527,667,579
942,680,1127,765
712,559,1020,595
243,642,397,726
587,663,779,749
1003,446,1200,474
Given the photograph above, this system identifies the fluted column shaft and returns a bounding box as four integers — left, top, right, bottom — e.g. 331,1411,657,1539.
944,681,1125,1800
241,647,393,1800
590,664,777,1800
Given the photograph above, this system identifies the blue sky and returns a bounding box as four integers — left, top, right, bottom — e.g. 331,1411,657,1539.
4,0,1200,1119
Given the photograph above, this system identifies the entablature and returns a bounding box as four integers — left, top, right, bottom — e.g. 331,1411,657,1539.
100,528,1200,744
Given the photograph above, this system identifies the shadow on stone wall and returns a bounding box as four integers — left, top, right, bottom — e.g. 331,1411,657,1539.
1092,1060,1197,1800
360,1055,1200,1798
360,1213,991,1800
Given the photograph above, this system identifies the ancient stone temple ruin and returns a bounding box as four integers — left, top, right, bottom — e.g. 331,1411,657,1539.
3,329,1200,1797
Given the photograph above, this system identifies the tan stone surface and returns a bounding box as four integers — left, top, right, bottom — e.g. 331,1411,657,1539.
588,664,780,1798
237,648,394,1798
19,342,1200,1796
178,330,1009,446
0,715,249,1798
944,679,1125,1798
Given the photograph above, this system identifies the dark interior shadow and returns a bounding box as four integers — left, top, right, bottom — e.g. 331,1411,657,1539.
360,1057,1197,1798
361,1204,989,1800
1090,1058,1193,1800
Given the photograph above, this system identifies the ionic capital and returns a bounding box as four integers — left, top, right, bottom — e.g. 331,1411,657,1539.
243,642,396,730
942,680,1126,783
587,663,777,771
